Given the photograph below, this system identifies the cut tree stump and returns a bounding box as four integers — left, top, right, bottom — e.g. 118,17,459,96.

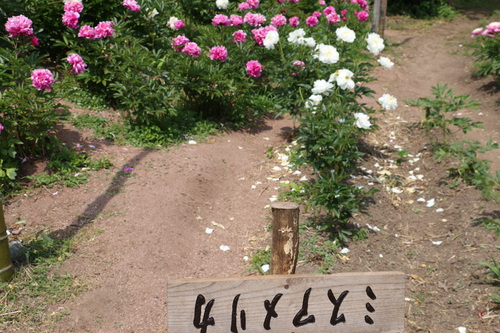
270,202,299,275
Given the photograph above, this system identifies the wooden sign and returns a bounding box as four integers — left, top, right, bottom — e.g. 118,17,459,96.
167,272,405,332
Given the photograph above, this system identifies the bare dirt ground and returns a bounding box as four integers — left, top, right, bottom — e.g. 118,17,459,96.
2,10,500,333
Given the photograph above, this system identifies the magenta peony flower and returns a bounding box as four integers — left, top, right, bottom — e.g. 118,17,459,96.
0,123,3,134
31,69,55,91
94,21,114,38
247,0,260,9
62,11,80,29
323,6,336,16
213,14,230,26
289,16,299,27
271,14,287,28
123,0,141,12
306,16,318,27
64,1,84,13
78,25,96,39
277,0,285,3
5,15,33,37
252,26,277,46
172,35,190,51
67,53,87,74
313,11,322,17
182,42,201,57
246,60,262,77
29,36,39,46
209,46,228,62
357,11,369,21
230,15,244,26
232,30,247,43
318,0,326,5
173,20,185,29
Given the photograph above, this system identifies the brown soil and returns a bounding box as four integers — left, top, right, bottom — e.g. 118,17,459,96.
2,11,500,333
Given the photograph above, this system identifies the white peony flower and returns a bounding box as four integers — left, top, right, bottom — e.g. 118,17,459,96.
314,44,339,64
378,56,394,69
311,80,333,95
336,26,356,43
288,29,306,43
298,37,316,48
305,94,323,108
264,30,279,50
147,8,159,19
354,113,371,129
366,32,385,56
216,0,229,9
378,93,398,110
330,69,355,90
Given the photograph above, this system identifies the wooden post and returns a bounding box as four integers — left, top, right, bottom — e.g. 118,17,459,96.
379,0,388,38
0,202,14,282
372,0,381,34
372,0,388,38
270,202,299,275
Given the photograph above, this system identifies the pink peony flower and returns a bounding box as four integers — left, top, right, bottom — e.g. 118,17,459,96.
230,15,244,26
486,21,500,33
172,35,190,51
238,2,250,10
326,13,341,24
62,11,80,29
5,15,33,37
247,0,260,9
252,25,277,46
94,21,115,38
123,0,141,12
289,16,299,27
341,9,347,16
213,14,230,26
342,16,348,21
324,6,336,16
271,14,287,28
182,42,201,57
357,11,369,21
209,46,228,62
67,53,87,74
471,27,483,37
313,11,322,17
0,123,3,134
64,1,84,13
306,16,318,27
31,69,55,91
244,12,266,26
318,0,326,5
78,25,96,38
357,0,369,10
29,36,39,46
246,60,262,77
277,0,285,3
173,20,185,29
232,30,247,43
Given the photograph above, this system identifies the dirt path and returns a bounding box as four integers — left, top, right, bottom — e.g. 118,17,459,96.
3,11,500,333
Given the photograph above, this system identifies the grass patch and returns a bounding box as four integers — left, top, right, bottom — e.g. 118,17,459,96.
0,229,92,330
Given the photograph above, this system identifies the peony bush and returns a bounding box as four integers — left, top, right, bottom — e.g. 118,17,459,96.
1,0,398,241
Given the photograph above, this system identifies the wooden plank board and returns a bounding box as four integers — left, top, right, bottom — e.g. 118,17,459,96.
167,272,405,332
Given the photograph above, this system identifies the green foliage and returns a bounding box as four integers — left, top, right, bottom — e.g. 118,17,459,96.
405,83,482,144
481,218,500,237
472,29,500,82
246,247,271,275
387,0,456,19
434,140,500,200
476,258,500,303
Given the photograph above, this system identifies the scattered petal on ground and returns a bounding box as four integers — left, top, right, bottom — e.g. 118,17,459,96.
457,327,466,333
432,241,443,245
220,245,230,251
340,248,350,254
391,187,403,194
417,197,426,202
261,264,270,272
205,228,214,234
436,208,444,212
188,140,197,145
426,198,435,207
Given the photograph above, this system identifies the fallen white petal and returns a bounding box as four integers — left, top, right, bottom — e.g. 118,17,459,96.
251,185,257,189
269,197,278,202
263,137,270,140
243,256,249,261
436,208,444,212
417,197,426,202
379,254,383,258
391,187,403,194
426,198,435,207
432,241,443,245
188,140,197,145
205,228,214,234
273,166,282,171
293,170,302,175
238,146,243,150
340,248,350,254
299,176,308,181
457,327,467,333
261,264,270,272
220,245,230,251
